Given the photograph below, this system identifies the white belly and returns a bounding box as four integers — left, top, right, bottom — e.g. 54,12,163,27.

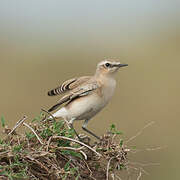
65,94,104,120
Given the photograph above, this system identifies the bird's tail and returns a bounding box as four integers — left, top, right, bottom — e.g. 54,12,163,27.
48,87,61,96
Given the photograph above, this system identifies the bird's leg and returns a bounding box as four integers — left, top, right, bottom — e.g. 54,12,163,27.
68,118,81,140
82,119,100,140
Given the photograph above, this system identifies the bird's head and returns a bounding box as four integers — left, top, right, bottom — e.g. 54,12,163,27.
95,59,128,77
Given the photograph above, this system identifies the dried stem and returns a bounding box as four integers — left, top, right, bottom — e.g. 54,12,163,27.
23,122,44,145
47,135,102,157
137,171,142,180
41,108,56,122
8,115,27,135
106,157,114,180
125,121,155,144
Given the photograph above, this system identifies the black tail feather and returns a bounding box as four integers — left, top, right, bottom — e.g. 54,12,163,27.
48,89,58,96
48,96,70,112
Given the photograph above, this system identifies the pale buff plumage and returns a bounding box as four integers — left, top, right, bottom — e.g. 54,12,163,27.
47,60,128,139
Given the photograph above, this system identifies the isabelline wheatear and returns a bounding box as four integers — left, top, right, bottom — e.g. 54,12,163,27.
47,60,128,140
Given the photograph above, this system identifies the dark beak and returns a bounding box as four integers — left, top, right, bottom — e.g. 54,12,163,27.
115,63,128,68
119,63,128,67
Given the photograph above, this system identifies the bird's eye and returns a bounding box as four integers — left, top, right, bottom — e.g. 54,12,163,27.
105,63,110,68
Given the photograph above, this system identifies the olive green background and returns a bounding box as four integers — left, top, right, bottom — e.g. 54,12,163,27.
0,1,179,179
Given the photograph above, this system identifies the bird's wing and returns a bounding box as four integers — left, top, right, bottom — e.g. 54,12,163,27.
48,80,99,112
47,76,91,96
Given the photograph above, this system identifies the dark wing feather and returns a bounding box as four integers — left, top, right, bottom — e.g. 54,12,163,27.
48,76,91,96
48,94,70,112
48,81,98,112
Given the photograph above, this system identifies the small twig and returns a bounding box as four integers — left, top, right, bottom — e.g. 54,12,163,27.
115,175,122,180
27,158,49,173
0,151,9,157
111,134,117,143
79,150,88,160
64,118,71,129
23,122,43,145
41,108,56,122
26,138,30,149
83,159,94,178
17,136,20,145
111,173,115,180
47,136,102,157
145,146,167,151
8,115,27,135
139,167,149,176
125,121,155,144
127,165,149,176
129,161,160,167
57,146,84,151
106,157,114,180
130,146,167,154
137,171,142,180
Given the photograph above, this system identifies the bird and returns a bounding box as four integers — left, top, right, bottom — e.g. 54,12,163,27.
47,60,128,140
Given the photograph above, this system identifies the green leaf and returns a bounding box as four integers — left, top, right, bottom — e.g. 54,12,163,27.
120,139,123,147
40,128,53,138
95,163,100,170
119,164,125,170
0,170,6,175
64,161,70,172
61,150,82,159
62,174,68,180
1,115,5,128
0,138,4,144
32,112,44,122
75,174,80,180
66,128,75,138
13,145,22,153
131,146,136,149
110,124,123,135
57,140,70,147
110,124,115,131
25,132,35,139
53,121,64,134
70,167,78,175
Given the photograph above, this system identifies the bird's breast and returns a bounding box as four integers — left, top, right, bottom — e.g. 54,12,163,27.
101,78,116,104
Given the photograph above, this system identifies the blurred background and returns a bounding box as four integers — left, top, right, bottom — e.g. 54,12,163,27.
0,0,179,179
